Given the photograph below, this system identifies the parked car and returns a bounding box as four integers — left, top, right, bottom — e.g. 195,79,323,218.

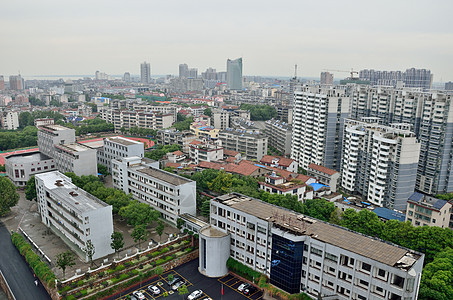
237,283,251,292
243,286,257,296
172,280,186,291
187,289,203,300
168,276,181,286
132,291,146,300
148,285,160,295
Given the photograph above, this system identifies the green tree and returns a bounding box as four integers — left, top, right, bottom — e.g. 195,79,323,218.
84,240,95,266
119,200,160,226
131,225,148,250
19,112,34,128
200,199,211,217
156,220,165,242
25,176,37,201
176,218,185,230
203,108,212,117
239,104,277,121
97,164,108,175
207,170,233,193
419,247,453,299
110,231,124,258
56,251,76,279
167,274,174,282
178,284,189,299
0,177,19,216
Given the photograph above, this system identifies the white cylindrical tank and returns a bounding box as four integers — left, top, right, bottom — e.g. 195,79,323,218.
198,225,230,277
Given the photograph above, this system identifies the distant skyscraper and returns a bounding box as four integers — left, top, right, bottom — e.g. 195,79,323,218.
445,81,453,91
0,76,4,90
140,62,151,84
188,68,198,78
226,58,243,90
123,72,131,82
179,64,189,78
9,75,24,90
320,72,334,85
202,68,217,80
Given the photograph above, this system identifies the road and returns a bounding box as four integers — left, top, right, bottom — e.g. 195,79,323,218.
0,222,50,300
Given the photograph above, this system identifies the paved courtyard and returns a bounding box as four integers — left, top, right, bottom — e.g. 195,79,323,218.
0,191,181,280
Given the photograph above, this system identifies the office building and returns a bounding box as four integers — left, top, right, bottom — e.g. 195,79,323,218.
208,193,424,299
35,171,114,261
37,124,97,176
320,72,334,85
97,136,144,173
359,68,432,90
307,163,340,193
227,58,243,90
123,72,131,82
4,151,56,186
349,86,453,195
405,192,453,229
112,156,196,224
140,61,151,84
0,76,4,90
445,81,453,91
264,119,292,155
179,64,189,78
9,75,24,90
219,129,268,161
291,85,350,171
341,118,420,210
1,111,19,130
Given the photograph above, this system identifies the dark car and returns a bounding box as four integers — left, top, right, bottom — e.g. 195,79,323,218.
243,286,257,296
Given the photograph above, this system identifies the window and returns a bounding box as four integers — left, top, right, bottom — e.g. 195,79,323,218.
325,252,338,262
392,274,405,288
310,247,323,257
361,262,371,273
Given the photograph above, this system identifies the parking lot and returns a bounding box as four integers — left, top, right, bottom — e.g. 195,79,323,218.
112,259,263,300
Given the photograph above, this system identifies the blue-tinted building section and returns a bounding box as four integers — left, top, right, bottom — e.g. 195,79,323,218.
270,234,304,294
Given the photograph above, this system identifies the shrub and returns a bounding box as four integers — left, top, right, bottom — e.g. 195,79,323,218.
226,258,261,282
77,280,85,287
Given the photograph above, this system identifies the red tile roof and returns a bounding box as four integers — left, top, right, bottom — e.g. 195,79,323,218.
172,150,185,156
278,157,295,167
224,162,260,176
223,149,240,157
166,162,181,168
296,174,313,183
190,140,203,145
308,163,338,176
259,155,295,167
225,156,236,163
260,155,276,164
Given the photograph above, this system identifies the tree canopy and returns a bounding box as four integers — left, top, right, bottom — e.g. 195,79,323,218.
419,247,453,299
239,104,277,121
25,176,37,201
144,144,181,161
0,126,38,151
172,114,193,131
119,200,160,226
0,177,19,216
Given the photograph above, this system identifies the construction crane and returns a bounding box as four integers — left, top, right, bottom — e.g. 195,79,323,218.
323,68,359,79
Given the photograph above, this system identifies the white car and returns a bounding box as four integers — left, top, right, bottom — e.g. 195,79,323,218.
132,291,146,300
148,285,160,295
187,289,203,300
238,283,251,292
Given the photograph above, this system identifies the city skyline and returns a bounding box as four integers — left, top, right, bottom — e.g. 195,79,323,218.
1,0,453,80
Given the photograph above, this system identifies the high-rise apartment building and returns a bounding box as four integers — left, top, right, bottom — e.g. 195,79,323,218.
201,68,217,80
320,72,334,85
1,111,19,130
210,109,230,130
227,58,243,90
123,72,131,82
9,75,24,90
349,85,453,195
0,76,4,90
341,118,420,210
359,68,432,90
264,119,292,155
219,129,268,161
140,61,151,84
291,85,350,171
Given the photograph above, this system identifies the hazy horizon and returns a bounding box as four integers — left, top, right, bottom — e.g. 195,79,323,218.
2,0,452,81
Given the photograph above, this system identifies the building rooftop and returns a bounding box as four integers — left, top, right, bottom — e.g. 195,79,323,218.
308,163,338,176
39,124,73,132
107,136,142,146
136,167,192,186
408,192,449,211
200,225,229,238
36,171,108,213
220,128,267,139
214,193,422,269
55,143,93,153
5,151,52,163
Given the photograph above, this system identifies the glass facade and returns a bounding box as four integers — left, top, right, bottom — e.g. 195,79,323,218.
270,234,304,294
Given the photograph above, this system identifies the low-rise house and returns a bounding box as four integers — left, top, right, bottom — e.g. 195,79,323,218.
307,163,340,192
260,155,298,173
405,192,453,229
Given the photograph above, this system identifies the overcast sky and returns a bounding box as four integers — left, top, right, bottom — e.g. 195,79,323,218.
1,0,452,80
